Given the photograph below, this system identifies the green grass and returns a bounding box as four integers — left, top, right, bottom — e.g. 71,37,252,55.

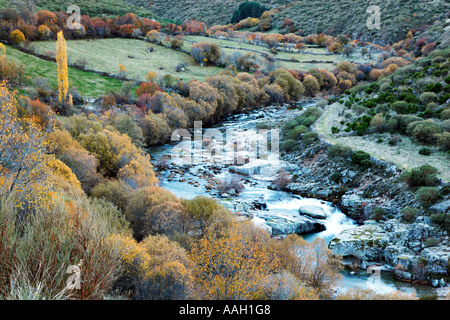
32,38,224,83
184,35,376,71
5,45,123,98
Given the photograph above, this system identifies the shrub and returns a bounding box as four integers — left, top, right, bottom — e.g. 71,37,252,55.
190,42,221,65
10,29,25,44
303,75,320,96
183,196,232,237
270,68,305,101
431,213,450,233
231,1,267,24
302,132,319,146
416,187,441,207
401,164,439,188
401,207,418,223
370,113,386,132
327,144,352,159
371,207,386,222
271,169,291,189
418,147,431,156
442,109,450,120
91,180,132,213
281,139,297,151
351,150,371,167
420,92,437,104
436,132,450,151
330,172,342,183
286,125,308,140
407,120,441,144
217,176,244,194
391,101,409,114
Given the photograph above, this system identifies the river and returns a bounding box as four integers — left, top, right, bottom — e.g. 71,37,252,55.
147,101,438,298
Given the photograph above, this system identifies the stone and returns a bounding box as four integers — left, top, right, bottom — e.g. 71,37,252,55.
432,279,439,288
298,204,327,219
316,189,331,199
421,246,450,275
384,245,414,266
429,200,450,214
258,214,326,236
341,194,363,208
395,270,412,281
329,224,389,261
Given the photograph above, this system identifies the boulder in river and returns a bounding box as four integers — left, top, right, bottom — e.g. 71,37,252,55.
298,204,327,219
255,213,326,236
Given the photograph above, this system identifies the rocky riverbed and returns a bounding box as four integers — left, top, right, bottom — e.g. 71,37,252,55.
149,101,450,297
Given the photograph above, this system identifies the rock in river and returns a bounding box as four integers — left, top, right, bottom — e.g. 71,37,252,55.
298,204,327,219
255,213,326,236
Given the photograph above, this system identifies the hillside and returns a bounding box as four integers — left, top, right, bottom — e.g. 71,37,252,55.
142,0,449,45
7,0,155,18
139,0,289,25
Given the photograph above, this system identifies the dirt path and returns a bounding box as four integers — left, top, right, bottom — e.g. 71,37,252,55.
314,103,450,181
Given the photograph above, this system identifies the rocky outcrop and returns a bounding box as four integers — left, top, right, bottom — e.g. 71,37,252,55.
429,200,450,214
329,222,389,261
330,217,450,284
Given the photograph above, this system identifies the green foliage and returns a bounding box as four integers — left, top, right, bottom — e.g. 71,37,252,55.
281,139,297,151
302,132,319,146
401,164,439,188
415,187,442,207
431,213,450,233
401,207,418,223
351,150,371,168
371,207,386,222
330,172,342,183
230,1,267,24
418,147,431,156
407,120,441,145
327,144,352,159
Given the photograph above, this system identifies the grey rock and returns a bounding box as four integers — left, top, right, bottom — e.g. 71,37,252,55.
298,204,327,219
432,279,439,288
395,270,412,281
341,194,363,208
329,224,389,261
259,214,326,236
384,245,414,266
429,200,450,214
421,246,450,275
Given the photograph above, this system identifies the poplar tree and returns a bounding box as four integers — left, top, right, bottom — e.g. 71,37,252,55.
56,31,68,104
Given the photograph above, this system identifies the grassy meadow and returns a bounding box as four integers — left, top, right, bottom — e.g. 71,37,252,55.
6,45,123,98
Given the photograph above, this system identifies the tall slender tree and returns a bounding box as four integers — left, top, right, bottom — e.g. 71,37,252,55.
56,31,68,104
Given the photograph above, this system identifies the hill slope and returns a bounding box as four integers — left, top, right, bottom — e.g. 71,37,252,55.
140,0,449,45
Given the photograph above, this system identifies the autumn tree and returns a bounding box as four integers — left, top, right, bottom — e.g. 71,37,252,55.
190,221,279,300
56,31,69,104
271,235,342,297
0,82,53,214
10,29,25,44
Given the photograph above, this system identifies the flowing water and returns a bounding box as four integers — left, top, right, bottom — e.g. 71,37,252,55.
147,102,437,298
